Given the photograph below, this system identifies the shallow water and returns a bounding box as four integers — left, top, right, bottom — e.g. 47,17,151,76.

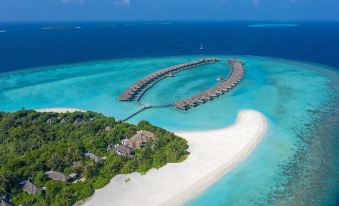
0,55,337,205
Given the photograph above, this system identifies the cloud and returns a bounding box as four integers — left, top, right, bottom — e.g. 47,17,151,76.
252,0,260,5
58,0,86,4
289,0,302,3
114,0,130,6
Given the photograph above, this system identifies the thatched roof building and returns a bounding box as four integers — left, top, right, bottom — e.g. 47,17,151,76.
22,181,43,195
45,171,72,182
122,130,155,149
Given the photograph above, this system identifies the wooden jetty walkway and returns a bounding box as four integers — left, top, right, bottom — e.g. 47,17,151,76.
121,104,152,122
118,57,219,102
121,103,172,122
173,59,245,110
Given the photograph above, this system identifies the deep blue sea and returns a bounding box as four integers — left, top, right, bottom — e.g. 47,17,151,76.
1,21,339,72
0,22,338,206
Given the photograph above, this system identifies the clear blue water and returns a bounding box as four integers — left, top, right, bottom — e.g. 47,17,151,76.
0,22,338,205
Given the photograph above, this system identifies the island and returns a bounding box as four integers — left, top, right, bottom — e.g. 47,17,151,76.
84,109,267,206
0,110,188,206
41,26,81,30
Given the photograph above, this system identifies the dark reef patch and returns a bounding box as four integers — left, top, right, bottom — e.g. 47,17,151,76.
262,73,339,206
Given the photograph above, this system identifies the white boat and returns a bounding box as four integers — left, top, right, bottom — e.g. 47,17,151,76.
200,43,204,50
217,76,222,81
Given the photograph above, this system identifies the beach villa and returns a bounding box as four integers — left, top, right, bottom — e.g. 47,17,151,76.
113,130,155,157
45,171,76,182
122,130,155,149
114,145,134,157
85,152,106,163
21,181,43,195
0,195,14,206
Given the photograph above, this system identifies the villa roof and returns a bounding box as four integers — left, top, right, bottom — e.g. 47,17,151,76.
114,145,134,156
73,118,83,124
85,152,103,163
22,181,43,195
45,171,71,182
122,130,155,149
0,200,13,206
105,126,112,131
137,130,154,139
0,196,14,206
46,117,57,123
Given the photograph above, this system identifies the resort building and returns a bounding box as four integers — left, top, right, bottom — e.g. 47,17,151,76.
113,130,155,157
118,58,244,112
73,118,91,125
84,152,105,163
45,171,76,182
46,117,57,124
113,145,134,158
0,196,14,206
73,118,84,125
105,126,112,131
22,181,43,195
173,59,245,110
122,130,155,150
118,58,219,102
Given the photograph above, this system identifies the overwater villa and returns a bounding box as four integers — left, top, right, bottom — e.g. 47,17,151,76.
118,58,244,112
118,58,219,102
173,59,245,110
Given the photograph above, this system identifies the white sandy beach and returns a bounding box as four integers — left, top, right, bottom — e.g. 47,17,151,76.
84,109,268,206
35,107,85,113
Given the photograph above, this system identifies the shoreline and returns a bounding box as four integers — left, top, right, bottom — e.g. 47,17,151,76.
84,109,268,206
35,107,85,113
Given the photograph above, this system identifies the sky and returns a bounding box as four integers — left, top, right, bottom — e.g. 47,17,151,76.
0,0,338,22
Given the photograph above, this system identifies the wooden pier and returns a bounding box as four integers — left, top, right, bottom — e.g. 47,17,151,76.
121,104,152,122
173,59,245,110
118,57,219,102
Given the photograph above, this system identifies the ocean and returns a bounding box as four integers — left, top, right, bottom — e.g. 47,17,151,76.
1,21,339,72
0,21,338,206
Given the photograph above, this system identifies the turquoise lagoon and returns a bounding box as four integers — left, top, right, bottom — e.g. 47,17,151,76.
0,56,338,205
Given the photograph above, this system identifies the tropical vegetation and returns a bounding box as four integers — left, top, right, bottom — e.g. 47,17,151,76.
0,110,188,206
